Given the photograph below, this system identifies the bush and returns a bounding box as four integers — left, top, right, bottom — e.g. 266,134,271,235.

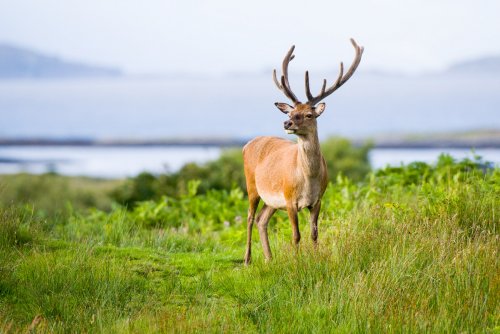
173,149,245,196
111,149,245,206
112,138,371,206
320,136,372,182
110,172,159,206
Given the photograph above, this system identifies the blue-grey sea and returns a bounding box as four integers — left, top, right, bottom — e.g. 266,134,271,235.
0,73,499,177
0,146,498,178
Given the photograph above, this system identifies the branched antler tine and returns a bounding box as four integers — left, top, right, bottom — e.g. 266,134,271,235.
332,62,344,88
337,39,363,85
320,79,327,96
309,63,342,105
273,69,282,89
305,71,314,101
308,38,364,105
273,45,299,104
281,45,299,103
281,45,295,87
281,75,298,103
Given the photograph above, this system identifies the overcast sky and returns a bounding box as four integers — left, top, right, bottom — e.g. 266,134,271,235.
0,0,499,75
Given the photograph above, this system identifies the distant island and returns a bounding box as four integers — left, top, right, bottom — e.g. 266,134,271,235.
0,44,122,78
1,130,499,149
1,42,499,79
446,56,500,75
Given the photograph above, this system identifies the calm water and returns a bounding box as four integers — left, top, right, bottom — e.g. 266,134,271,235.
0,146,220,178
0,146,498,178
1,74,498,178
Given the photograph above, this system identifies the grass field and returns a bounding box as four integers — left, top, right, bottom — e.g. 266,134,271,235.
0,156,498,333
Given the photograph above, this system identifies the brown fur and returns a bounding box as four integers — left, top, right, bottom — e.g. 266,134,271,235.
244,39,363,264
243,103,329,264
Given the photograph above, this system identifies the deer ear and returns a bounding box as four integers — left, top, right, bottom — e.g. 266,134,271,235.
275,102,294,114
314,103,326,117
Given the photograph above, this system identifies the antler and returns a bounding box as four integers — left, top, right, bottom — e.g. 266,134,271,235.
273,45,300,105
305,38,364,106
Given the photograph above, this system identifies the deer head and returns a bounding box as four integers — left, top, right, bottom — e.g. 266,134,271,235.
273,39,364,135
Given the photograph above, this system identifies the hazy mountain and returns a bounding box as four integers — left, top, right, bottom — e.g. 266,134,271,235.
0,48,498,140
0,44,122,78
446,56,500,75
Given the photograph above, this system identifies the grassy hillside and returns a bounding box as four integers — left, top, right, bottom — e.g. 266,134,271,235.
0,155,498,333
0,173,121,215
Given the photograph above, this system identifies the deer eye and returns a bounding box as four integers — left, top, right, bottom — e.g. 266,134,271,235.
306,113,313,119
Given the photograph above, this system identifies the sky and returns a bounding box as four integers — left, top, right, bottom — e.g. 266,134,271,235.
0,0,499,75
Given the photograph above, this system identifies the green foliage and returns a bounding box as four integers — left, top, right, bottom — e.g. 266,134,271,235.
109,171,159,205
375,153,492,186
0,206,39,249
321,136,372,182
0,173,120,219
175,149,246,195
132,182,246,232
112,138,371,207
0,156,498,332
111,149,246,206
0,246,150,333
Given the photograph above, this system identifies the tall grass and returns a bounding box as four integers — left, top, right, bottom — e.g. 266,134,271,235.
0,155,498,332
0,173,121,218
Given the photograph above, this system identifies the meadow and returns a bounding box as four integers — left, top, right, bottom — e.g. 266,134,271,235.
0,152,498,333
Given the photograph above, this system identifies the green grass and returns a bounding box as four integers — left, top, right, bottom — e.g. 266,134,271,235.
0,173,121,218
0,156,498,333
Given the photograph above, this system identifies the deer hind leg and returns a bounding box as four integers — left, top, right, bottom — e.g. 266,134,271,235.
256,204,277,262
244,195,260,265
308,200,321,244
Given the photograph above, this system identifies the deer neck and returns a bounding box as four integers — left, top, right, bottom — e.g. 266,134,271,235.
296,129,322,177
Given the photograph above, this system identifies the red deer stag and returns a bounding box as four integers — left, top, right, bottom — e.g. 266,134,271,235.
243,38,364,264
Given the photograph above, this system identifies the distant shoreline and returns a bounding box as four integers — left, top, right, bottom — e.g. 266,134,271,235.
1,137,499,149
0,138,246,148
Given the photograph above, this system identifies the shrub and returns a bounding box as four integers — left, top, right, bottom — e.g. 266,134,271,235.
320,136,372,182
112,138,371,206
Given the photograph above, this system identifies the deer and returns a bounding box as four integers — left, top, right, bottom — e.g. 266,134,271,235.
243,38,364,265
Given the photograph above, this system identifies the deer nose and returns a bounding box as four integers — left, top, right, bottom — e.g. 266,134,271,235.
284,120,293,129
